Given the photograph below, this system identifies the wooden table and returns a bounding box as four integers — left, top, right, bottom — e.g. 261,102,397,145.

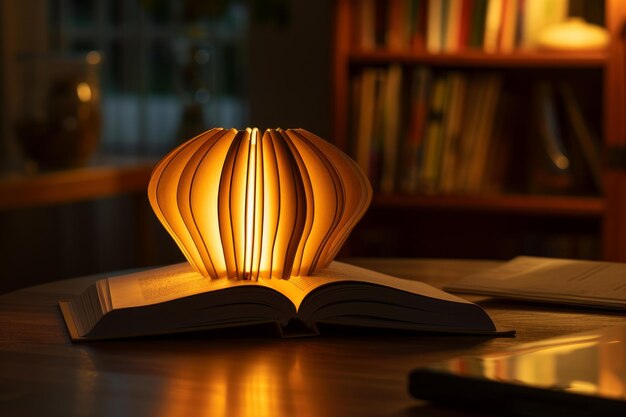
1,258,625,417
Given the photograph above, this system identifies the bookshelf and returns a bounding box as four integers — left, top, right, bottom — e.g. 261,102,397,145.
332,0,626,261
348,50,607,68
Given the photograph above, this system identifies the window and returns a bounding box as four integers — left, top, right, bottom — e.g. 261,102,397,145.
48,0,250,155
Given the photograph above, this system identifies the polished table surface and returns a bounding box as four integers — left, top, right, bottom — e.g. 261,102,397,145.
2,258,626,417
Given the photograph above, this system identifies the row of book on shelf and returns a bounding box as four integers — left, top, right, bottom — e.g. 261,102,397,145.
350,65,602,196
353,0,601,53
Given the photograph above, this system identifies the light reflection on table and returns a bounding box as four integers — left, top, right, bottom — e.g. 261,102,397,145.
5,259,626,417
435,325,626,400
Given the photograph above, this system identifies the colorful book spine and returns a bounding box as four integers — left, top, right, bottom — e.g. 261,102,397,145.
352,0,572,53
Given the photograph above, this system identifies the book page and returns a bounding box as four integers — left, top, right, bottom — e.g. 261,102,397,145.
447,256,626,307
107,261,473,312
263,261,474,311
108,263,264,310
262,271,345,310
319,262,476,303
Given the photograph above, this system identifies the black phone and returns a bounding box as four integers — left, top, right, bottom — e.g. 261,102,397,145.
409,324,626,417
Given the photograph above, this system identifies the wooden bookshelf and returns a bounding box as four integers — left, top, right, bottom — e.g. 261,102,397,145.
332,0,626,261
0,159,155,209
348,50,608,68
372,194,605,217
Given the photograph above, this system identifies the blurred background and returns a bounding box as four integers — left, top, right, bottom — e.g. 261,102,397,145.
0,0,331,292
1,0,623,294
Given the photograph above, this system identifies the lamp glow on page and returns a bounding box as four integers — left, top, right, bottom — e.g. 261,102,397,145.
148,127,372,280
59,129,506,340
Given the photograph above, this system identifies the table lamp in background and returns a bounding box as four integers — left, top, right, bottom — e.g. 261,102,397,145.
148,128,372,280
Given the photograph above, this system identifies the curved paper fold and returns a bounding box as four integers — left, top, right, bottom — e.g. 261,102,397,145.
148,128,372,280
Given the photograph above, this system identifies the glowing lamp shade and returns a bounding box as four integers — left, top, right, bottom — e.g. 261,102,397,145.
148,128,372,280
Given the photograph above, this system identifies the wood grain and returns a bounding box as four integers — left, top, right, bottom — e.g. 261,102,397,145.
1,259,625,416
348,50,608,68
371,194,605,217
0,161,154,209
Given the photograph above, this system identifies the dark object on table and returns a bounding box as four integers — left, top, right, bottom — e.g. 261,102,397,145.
409,324,626,417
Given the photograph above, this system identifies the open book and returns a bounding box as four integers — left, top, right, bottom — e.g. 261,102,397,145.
60,262,503,341
446,256,626,310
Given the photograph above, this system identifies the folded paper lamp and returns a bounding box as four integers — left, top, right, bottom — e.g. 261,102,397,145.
148,128,372,280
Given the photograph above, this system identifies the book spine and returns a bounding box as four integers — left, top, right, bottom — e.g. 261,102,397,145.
558,82,603,194
420,74,450,193
515,0,525,49
427,0,443,53
528,82,572,194
370,70,388,188
456,75,485,192
458,0,475,50
440,0,451,51
355,69,378,176
375,0,389,47
402,67,431,194
498,0,519,53
439,73,467,194
483,0,503,53
380,65,403,194
387,0,405,49
357,0,376,50
469,0,488,49
469,75,503,193
410,0,427,50
443,0,461,52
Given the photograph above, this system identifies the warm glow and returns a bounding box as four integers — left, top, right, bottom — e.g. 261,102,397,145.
86,50,102,65
148,128,372,280
76,82,92,102
538,18,609,51
153,349,310,417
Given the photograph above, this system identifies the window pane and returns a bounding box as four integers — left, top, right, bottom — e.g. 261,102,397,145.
47,0,249,154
